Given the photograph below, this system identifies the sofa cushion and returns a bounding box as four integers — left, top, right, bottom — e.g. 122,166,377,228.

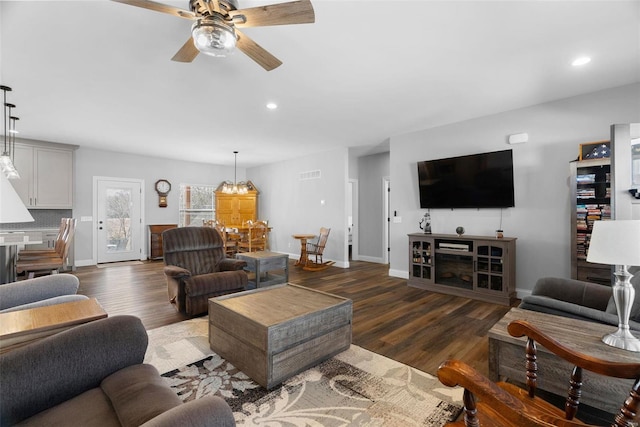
0,316,147,425
605,267,640,322
531,277,611,311
0,294,89,313
185,270,247,297
15,388,121,427
101,364,182,427
0,273,80,311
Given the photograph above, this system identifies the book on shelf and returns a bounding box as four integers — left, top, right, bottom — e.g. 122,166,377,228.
576,173,596,184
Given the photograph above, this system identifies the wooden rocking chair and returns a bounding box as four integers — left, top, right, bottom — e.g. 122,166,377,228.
437,320,640,427
303,227,334,271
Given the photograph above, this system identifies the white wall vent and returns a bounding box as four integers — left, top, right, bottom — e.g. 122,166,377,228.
299,170,321,181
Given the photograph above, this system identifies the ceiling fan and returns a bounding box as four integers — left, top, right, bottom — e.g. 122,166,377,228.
112,0,315,71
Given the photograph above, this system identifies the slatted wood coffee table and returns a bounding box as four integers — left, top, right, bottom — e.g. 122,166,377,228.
209,283,352,389
0,298,107,354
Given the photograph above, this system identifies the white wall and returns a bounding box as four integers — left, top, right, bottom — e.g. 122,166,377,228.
389,83,640,296
74,147,238,265
247,148,348,266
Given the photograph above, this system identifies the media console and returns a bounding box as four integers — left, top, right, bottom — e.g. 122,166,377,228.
408,233,516,306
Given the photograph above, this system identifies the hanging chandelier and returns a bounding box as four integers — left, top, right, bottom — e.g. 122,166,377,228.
1,85,20,179
219,151,250,194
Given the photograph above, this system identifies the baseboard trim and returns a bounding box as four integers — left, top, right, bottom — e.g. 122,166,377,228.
516,288,532,299
357,255,385,264
389,269,409,279
75,259,94,267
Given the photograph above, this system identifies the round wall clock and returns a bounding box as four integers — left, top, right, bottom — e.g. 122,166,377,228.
155,179,171,207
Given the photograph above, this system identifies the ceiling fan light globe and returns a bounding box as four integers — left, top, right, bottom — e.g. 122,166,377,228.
192,18,237,57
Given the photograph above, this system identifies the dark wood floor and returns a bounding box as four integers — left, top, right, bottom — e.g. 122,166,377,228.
74,259,514,376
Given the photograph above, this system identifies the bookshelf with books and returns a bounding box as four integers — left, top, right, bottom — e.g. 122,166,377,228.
570,157,612,285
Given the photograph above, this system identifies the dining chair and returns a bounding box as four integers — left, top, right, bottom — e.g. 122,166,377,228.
238,221,268,252
17,218,70,259
16,219,77,279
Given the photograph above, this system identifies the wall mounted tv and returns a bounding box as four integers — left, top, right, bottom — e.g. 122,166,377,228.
417,149,515,209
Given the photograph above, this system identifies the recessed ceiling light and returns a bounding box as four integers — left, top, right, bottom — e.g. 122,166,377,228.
266,103,278,110
572,56,591,67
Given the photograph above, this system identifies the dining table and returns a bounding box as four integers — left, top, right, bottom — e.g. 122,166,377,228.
292,234,316,267
0,231,43,284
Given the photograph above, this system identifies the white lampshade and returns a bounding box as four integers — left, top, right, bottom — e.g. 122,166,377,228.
0,170,34,223
587,220,640,266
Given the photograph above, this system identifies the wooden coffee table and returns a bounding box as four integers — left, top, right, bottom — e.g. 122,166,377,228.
489,307,638,415
0,298,108,354
209,283,352,389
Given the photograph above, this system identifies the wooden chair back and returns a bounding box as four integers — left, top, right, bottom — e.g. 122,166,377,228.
315,227,330,255
209,219,238,257
437,320,640,427
239,221,268,252
58,218,76,269
15,218,77,278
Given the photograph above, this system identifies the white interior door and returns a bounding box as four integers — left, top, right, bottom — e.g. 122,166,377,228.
383,177,390,264
96,178,143,263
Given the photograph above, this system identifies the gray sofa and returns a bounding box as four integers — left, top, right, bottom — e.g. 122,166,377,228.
0,315,235,427
519,269,640,333
0,273,88,313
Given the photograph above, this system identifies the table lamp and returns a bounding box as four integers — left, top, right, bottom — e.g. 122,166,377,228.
0,170,34,223
587,220,640,351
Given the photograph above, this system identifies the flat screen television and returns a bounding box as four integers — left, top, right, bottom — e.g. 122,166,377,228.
417,149,515,209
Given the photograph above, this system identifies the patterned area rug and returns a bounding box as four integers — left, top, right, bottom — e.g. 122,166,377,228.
146,318,463,426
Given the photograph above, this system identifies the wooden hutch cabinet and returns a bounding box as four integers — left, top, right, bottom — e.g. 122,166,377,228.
408,233,517,306
215,181,259,227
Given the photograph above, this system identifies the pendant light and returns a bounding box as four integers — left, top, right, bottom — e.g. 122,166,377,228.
0,85,20,179
220,151,249,194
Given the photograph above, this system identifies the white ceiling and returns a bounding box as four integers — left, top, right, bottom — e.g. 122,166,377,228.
1,0,639,168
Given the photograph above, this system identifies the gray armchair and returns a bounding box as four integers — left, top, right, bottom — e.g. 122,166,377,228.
163,227,248,316
519,269,640,333
0,273,88,313
0,315,235,426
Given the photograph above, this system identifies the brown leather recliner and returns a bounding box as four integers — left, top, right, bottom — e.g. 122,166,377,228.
162,226,248,316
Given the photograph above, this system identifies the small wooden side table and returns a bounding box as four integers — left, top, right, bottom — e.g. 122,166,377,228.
292,234,316,267
235,251,289,289
0,298,108,354
488,307,638,415
148,224,177,260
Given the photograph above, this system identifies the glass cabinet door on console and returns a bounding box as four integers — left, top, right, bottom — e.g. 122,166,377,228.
410,236,434,284
475,243,505,293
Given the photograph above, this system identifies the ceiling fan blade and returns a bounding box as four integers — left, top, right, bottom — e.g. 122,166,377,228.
171,38,200,62
111,0,196,20
235,29,282,71
229,0,315,28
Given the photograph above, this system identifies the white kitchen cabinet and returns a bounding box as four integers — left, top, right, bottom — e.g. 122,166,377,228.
12,142,74,209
